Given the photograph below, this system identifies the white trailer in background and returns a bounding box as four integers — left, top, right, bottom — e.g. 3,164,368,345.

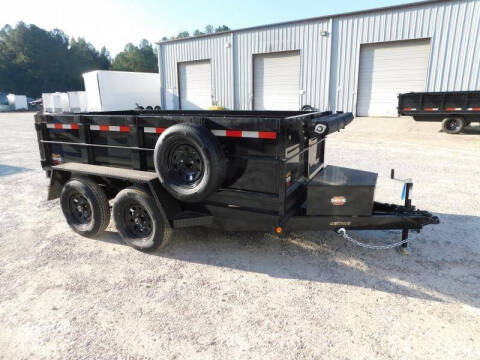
51,93,63,113
67,91,88,112
7,94,28,110
42,93,53,112
60,92,70,112
42,92,88,113
42,93,63,113
0,93,9,111
83,70,161,112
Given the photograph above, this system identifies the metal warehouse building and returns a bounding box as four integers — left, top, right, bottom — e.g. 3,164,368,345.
157,0,480,116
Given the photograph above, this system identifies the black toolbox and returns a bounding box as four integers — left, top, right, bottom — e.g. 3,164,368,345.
307,166,377,216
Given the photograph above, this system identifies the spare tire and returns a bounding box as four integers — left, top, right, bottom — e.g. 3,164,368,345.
154,123,226,202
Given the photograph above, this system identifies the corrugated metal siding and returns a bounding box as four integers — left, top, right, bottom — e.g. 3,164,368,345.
159,34,233,109
331,0,480,113
158,0,480,113
159,20,331,110
234,20,331,110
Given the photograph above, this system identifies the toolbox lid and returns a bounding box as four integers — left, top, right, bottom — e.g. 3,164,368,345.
312,166,377,187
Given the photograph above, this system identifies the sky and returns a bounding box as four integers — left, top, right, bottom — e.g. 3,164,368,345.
1,0,419,56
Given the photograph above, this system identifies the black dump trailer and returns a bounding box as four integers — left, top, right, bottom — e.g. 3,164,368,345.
398,91,480,134
35,110,438,252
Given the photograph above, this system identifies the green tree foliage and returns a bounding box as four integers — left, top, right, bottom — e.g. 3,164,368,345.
215,25,230,33
205,25,214,34
111,40,158,73
0,22,110,97
161,24,231,41
176,31,190,39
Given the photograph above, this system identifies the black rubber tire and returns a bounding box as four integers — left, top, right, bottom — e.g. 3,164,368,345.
146,106,153,111
60,178,110,237
154,106,161,111
301,105,314,111
442,117,465,134
153,123,226,203
113,186,172,251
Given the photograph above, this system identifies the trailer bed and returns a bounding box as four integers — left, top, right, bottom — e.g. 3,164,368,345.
398,91,480,133
35,109,438,252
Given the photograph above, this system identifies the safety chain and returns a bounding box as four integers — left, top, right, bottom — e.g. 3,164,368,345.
336,228,410,250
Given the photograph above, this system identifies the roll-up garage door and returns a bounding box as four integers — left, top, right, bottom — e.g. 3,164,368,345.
179,60,212,110
253,51,300,111
357,39,431,117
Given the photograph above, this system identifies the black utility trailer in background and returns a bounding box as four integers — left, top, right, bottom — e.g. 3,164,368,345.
398,91,480,134
35,110,438,252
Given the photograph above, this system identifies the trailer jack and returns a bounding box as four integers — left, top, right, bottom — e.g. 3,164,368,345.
333,170,438,254
391,168,413,254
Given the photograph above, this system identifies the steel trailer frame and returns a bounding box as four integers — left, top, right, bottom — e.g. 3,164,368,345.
36,109,439,249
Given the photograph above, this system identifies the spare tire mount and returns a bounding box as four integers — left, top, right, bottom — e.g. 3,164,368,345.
153,123,226,203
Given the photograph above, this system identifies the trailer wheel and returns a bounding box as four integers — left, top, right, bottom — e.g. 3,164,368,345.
154,106,161,111
154,123,226,202
60,178,110,237
146,106,153,111
442,117,465,134
113,186,171,251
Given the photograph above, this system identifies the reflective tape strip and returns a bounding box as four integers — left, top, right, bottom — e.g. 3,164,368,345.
424,107,439,111
90,125,130,132
144,127,167,134
211,129,277,139
211,130,226,136
46,123,79,130
403,107,416,111
48,123,275,138
258,131,278,139
446,107,462,111
467,107,480,111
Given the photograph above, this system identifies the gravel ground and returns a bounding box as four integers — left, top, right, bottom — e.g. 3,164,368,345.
0,112,479,360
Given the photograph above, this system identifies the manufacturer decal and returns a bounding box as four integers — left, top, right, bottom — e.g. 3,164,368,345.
329,221,351,226
330,196,346,206
51,153,62,165
314,124,327,135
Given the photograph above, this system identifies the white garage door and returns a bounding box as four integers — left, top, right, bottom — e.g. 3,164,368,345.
357,39,430,117
179,60,212,110
254,51,300,110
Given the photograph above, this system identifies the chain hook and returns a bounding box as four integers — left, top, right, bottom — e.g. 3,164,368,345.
336,227,411,250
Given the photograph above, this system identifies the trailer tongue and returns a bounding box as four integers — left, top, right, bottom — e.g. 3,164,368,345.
35,109,439,252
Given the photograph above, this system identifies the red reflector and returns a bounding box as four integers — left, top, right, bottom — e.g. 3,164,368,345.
404,107,413,111
54,123,63,129
71,124,79,130
473,107,480,111
258,131,277,139
119,126,130,132
156,127,167,133
226,130,242,138
99,125,110,131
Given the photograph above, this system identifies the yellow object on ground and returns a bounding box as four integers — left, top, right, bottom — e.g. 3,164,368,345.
208,106,224,111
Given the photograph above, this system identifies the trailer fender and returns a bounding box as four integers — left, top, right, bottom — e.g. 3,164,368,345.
48,169,72,200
